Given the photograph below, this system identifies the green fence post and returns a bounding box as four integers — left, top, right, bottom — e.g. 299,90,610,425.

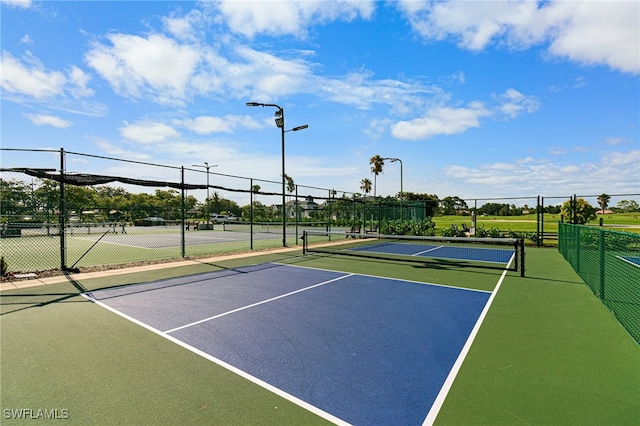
598,228,605,300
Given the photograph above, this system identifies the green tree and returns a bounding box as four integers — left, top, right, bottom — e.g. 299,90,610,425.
359,178,372,197
617,199,640,212
440,196,468,215
369,155,385,199
284,175,295,195
0,179,31,218
561,197,597,224
65,186,98,220
597,193,611,214
360,178,372,228
210,191,221,214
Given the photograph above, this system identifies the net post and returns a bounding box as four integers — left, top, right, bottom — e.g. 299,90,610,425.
519,238,525,277
302,231,307,254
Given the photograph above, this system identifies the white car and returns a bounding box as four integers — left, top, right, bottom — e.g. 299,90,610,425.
210,214,229,222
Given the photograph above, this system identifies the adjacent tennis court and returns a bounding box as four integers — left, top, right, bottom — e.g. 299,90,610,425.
84,263,497,425
618,255,640,267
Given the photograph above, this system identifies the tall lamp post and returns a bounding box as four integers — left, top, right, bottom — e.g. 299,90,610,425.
383,157,403,220
192,162,218,229
246,102,308,247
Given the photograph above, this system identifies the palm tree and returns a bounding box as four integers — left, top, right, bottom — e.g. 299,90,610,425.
251,185,260,204
360,178,372,229
284,174,295,218
360,178,372,197
284,174,295,195
211,191,220,214
369,155,385,199
597,193,611,214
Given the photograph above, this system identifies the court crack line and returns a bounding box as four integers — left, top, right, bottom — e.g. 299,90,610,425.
163,273,354,334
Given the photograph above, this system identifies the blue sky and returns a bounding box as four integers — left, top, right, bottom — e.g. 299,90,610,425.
1,0,639,207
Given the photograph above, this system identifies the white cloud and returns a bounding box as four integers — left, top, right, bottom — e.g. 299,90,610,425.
494,88,540,118
176,114,261,134
85,33,201,104
391,102,490,140
1,51,66,98
25,113,72,128
363,118,392,139
602,150,640,167
544,1,639,74
162,9,208,41
397,0,639,74
1,0,32,8
215,0,375,38
442,150,640,197
67,65,94,98
91,138,151,161
319,71,435,114
1,51,94,102
604,137,624,146
390,88,539,140
119,121,180,144
233,45,313,98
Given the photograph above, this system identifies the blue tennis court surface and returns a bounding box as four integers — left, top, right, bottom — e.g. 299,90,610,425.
85,263,493,425
618,255,640,267
352,241,514,264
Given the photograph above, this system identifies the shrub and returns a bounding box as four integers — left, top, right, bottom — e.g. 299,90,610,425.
441,224,466,237
381,219,436,236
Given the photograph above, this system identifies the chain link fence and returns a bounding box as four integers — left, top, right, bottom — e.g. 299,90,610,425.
2,148,639,277
558,223,640,344
1,148,430,276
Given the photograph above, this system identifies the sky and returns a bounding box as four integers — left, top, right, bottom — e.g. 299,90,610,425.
1,0,639,208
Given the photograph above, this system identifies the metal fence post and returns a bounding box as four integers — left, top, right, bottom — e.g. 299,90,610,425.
181,167,185,258
59,148,67,271
250,179,254,250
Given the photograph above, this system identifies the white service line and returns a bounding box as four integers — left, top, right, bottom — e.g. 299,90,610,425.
81,292,351,426
422,252,515,426
164,273,354,334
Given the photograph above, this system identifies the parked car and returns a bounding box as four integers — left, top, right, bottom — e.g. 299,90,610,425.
145,216,165,222
135,216,166,226
210,214,238,222
210,214,229,222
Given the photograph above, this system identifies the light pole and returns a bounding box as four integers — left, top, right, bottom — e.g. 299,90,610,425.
383,157,403,220
246,102,308,247
192,162,218,229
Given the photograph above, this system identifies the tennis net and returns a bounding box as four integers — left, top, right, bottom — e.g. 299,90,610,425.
223,221,329,234
303,230,525,276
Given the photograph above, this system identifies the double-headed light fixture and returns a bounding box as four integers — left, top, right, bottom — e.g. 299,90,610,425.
192,162,218,227
246,102,308,247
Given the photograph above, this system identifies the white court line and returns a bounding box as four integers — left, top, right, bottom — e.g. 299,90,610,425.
81,292,350,426
412,245,444,256
72,236,154,250
164,273,354,334
277,262,492,294
616,255,640,268
422,252,515,426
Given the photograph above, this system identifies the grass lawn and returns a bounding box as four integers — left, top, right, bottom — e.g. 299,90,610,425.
433,213,640,236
